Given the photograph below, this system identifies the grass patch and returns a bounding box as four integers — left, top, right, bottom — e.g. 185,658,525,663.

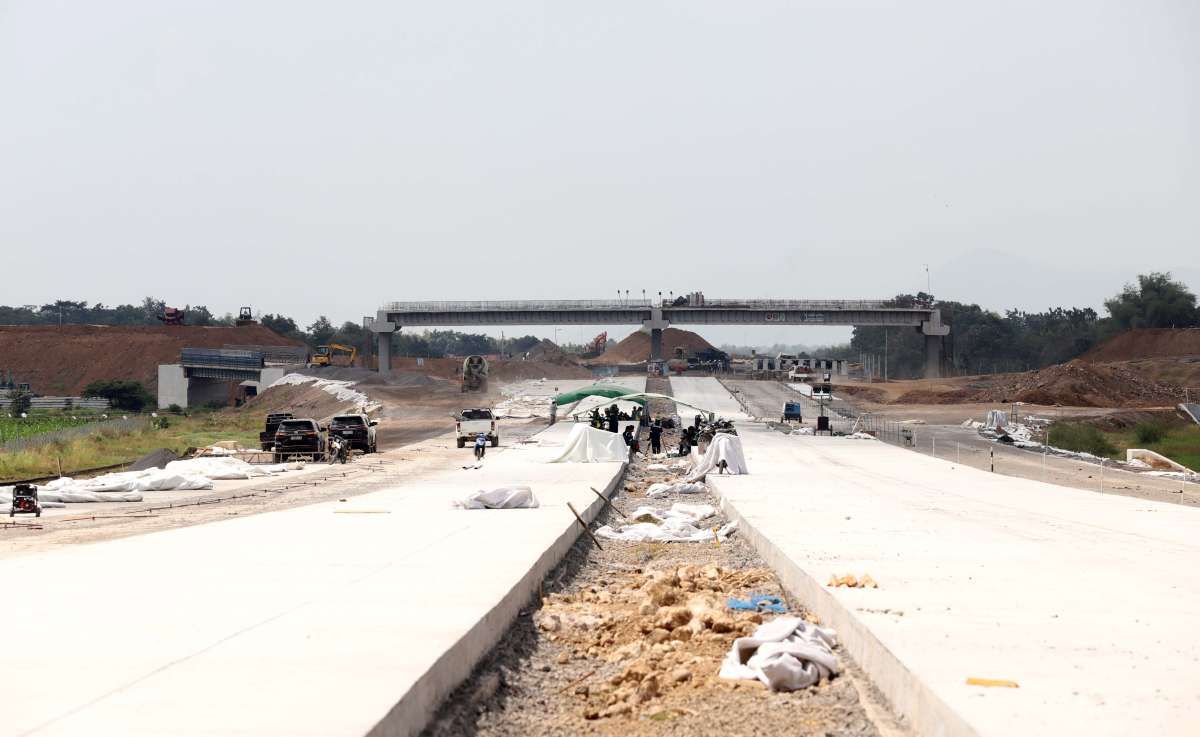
1047,423,1119,458
0,411,262,482
1106,424,1200,472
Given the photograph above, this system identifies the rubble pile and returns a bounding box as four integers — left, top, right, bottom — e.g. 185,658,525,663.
534,563,803,720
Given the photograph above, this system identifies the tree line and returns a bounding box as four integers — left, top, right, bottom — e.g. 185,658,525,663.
843,272,1199,378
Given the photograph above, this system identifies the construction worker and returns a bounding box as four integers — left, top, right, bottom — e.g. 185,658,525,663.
649,422,663,455
549,401,558,426
622,425,639,455
474,431,488,461
607,405,619,433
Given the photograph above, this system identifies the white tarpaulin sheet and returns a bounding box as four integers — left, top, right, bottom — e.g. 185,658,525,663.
547,424,629,463
719,617,840,691
453,486,539,509
685,434,749,482
629,503,715,523
646,481,706,497
0,457,302,511
596,518,736,543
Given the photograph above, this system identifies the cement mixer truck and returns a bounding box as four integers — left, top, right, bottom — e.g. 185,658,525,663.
462,355,488,393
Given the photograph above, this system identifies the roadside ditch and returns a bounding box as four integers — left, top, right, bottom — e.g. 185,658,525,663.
421,379,898,737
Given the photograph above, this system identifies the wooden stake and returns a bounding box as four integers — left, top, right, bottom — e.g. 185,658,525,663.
566,501,603,550
589,486,626,519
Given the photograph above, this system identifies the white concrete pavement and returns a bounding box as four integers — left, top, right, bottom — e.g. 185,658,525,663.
667,376,751,420
691,377,1200,737
1,422,626,737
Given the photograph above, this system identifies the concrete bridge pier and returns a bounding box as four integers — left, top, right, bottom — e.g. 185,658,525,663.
645,306,669,362
372,317,398,375
921,312,949,379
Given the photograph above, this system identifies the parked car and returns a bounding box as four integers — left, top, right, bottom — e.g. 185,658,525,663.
328,413,378,453
455,408,498,448
273,418,326,462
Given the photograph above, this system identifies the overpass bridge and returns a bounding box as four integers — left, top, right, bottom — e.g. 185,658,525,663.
370,297,950,378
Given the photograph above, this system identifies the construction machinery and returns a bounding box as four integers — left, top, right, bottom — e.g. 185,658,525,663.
9,484,41,518
462,355,489,393
157,307,185,326
311,343,358,368
235,307,256,326
582,331,608,358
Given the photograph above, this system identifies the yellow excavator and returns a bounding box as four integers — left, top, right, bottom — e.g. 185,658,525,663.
311,343,358,368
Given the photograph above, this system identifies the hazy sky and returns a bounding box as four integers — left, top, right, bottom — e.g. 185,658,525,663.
2,1,1196,347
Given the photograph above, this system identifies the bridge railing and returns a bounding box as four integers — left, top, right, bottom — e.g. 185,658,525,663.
382,298,918,313
382,300,641,312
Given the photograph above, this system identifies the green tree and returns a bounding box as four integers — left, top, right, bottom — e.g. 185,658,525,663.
82,380,154,411
307,316,336,346
1104,272,1199,330
7,386,32,416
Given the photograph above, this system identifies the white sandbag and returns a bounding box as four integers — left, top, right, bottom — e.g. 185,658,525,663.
684,434,749,482
78,473,141,493
165,457,270,480
454,486,539,509
40,488,143,503
646,481,706,498
646,463,669,472
547,424,629,463
719,617,840,691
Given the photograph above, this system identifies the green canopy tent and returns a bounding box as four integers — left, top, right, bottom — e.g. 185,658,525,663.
553,384,647,408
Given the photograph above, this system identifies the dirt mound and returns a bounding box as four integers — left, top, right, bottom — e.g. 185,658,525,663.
526,339,583,366
1082,328,1200,362
892,360,1181,408
592,328,717,365
0,324,303,395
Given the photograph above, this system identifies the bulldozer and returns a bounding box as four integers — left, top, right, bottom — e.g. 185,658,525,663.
311,343,358,368
157,307,185,326
235,307,256,326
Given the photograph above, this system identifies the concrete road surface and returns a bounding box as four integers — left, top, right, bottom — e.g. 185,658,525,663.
696,378,1200,737
1,422,626,737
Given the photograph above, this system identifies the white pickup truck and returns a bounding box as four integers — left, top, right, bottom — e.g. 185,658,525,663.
455,408,499,448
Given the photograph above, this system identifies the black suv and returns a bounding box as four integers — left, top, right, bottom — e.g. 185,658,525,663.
273,418,326,461
328,414,379,453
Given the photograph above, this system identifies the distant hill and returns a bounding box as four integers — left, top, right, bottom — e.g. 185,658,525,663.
0,324,304,395
1081,328,1200,362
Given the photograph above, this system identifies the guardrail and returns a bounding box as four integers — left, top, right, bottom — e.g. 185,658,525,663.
0,397,110,410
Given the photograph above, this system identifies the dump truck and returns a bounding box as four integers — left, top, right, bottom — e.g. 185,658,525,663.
311,343,357,368
462,355,488,392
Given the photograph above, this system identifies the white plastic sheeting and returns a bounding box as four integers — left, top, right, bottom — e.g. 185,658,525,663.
646,481,706,497
629,503,715,523
453,486,539,509
595,517,736,543
719,617,840,691
269,373,381,413
0,457,302,512
547,424,629,463
684,434,748,482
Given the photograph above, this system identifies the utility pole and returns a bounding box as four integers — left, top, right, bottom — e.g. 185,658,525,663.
884,328,888,382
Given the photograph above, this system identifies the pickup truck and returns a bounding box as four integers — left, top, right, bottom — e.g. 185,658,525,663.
273,418,326,462
328,413,378,453
455,408,498,448
259,412,294,450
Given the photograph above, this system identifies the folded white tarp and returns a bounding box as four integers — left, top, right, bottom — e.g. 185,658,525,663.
646,481,706,497
547,424,629,463
596,518,736,543
685,434,748,482
453,486,539,509
719,617,840,691
629,503,715,523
